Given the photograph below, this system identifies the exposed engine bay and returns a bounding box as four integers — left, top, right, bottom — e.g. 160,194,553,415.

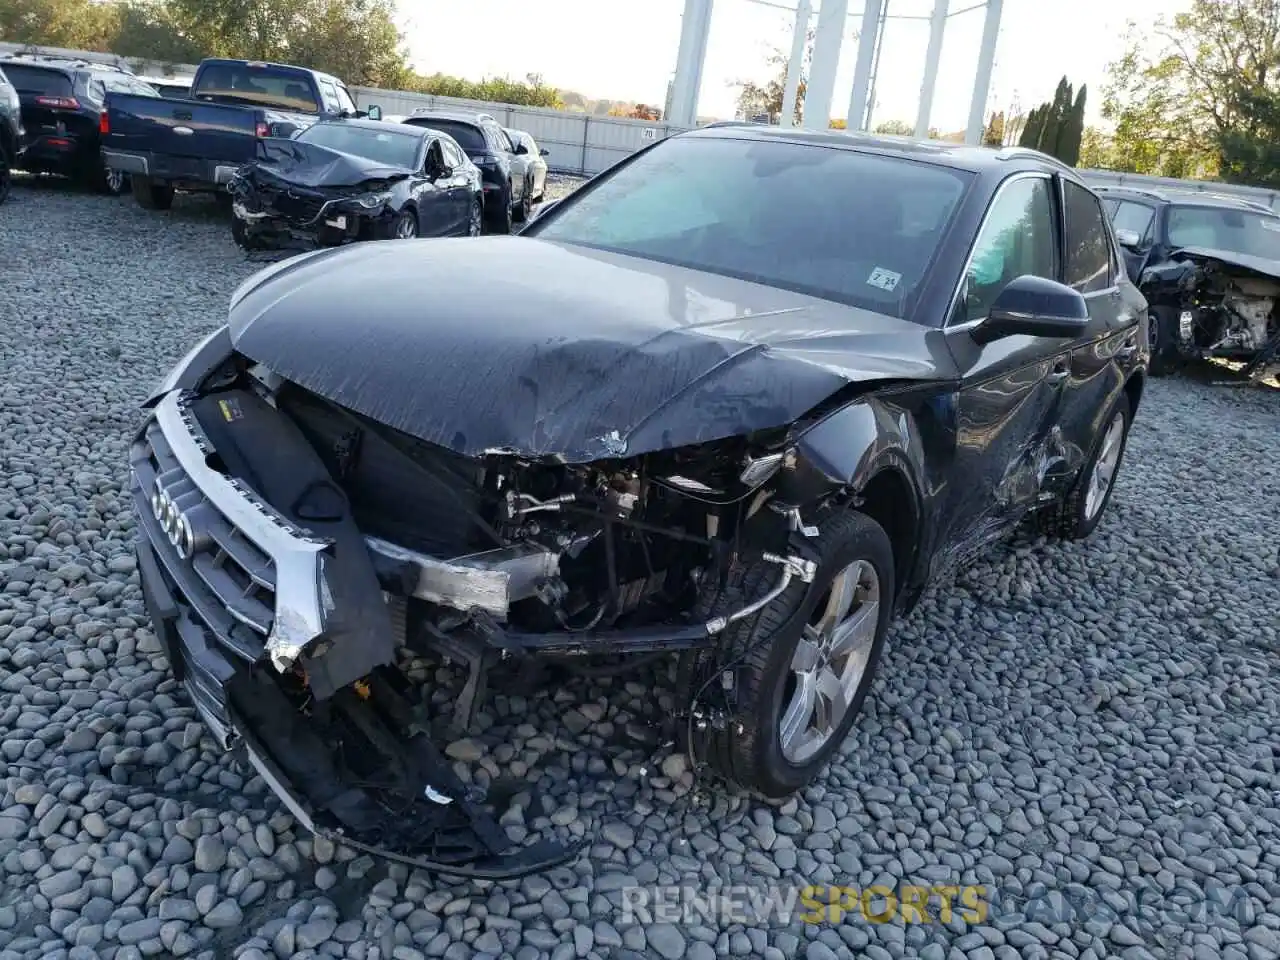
132,354,828,877
1143,252,1280,377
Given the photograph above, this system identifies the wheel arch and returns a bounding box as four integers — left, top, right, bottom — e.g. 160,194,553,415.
789,395,929,609
1123,369,1146,416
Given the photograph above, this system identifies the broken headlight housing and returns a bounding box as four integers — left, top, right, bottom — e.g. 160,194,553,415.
351,191,392,210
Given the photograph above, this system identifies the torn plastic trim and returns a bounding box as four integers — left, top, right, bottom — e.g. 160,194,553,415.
237,715,582,880
152,391,331,674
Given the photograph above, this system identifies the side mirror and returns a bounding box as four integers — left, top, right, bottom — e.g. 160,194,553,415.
1114,227,1142,249
540,147,550,156
513,142,528,155
366,104,382,121
971,275,1089,345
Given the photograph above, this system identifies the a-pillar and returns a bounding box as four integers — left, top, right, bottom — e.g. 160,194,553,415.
801,0,849,131
667,0,715,128
965,0,1004,144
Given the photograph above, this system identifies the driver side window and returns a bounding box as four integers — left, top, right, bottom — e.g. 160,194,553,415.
962,176,1056,323
424,140,445,177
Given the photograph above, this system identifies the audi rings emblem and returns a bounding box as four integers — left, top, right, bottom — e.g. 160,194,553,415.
151,478,196,559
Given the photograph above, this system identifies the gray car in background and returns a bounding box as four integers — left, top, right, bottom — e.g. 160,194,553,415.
0,66,21,202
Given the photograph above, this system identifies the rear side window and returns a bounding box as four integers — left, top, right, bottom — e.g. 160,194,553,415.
406,118,485,152
2,65,73,96
193,63,318,112
1063,181,1112,293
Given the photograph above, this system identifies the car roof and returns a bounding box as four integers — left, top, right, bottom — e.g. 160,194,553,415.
0,58,78,78
681,122,1085,179
1093,184,1278,214
403,110,494,127
316,117,430,137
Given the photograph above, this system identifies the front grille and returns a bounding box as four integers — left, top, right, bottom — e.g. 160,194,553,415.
131,419,276,662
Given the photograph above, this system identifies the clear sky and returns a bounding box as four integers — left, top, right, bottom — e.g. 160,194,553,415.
400,0,1183,131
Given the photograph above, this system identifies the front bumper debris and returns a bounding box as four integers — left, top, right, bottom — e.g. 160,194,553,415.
130,391,581,879
230,178,391,248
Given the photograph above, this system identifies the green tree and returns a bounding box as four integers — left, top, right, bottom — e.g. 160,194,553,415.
981,110,1005,147
0,0,121,50
873,119,912,136
734,30,814,125
1018,76,1086,163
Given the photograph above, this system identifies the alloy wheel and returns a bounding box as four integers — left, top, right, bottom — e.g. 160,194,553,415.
104,168,126,194
1084,409,1126,520
1147,311,1160,352
779,559,881,764
395,212,417,239
469,199,482,236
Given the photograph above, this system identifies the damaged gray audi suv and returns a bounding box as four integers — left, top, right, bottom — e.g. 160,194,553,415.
130,124,1148,877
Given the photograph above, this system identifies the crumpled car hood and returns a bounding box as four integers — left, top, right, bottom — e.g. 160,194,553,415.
245,138,409,189
1172,245,1280,282
227,238,952,461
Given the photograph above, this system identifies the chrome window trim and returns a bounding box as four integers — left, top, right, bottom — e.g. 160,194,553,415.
944,171,1056,329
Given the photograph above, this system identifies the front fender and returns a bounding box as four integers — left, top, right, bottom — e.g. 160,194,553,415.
792,397,925,494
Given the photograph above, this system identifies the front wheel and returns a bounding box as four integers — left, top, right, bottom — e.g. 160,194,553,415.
1039,392,1132,541
390,208,418,240
679,508,895,799
467,197,483,237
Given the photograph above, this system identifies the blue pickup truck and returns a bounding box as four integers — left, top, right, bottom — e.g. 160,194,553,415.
102,58,380,210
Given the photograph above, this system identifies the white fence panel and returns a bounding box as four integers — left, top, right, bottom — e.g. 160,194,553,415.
350,86,689,177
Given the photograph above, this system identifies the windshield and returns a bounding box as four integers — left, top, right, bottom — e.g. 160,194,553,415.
2,65,73,97
532,136,971,318
407,118,485,152
298,124,422,168
193,63,318,112
1166,204,1280,260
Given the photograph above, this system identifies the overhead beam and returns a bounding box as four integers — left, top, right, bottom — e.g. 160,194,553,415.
845,0,884,131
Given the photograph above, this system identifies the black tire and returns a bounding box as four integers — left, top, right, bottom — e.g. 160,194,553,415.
0,145,10,205
512,179,532,223
486,184,513,234
131,175,174,211
679,508,895,799
231,214,262,250
213,191,234,212
1037,392,1132,541
1147,305,1182,376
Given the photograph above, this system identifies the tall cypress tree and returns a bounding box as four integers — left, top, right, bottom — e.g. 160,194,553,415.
1059,85,1088,166
1017,76,1087,165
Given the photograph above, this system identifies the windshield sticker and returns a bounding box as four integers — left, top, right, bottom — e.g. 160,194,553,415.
1261,219,1280,231
867,267,902,292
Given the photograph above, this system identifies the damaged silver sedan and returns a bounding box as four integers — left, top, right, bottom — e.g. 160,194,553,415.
130,128,1147,876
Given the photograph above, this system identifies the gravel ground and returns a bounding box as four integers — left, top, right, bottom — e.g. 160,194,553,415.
1,176,1280,960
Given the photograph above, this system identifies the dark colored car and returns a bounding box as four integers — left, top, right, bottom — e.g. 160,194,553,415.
0,56,157,194
1096,185,1280,377
102,57,379,210
504,127,549,201
0,66,21,202
128,127,1146,879
401,111,532,232
229,118,484,248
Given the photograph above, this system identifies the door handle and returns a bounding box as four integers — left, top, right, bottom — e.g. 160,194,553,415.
1046,359,1070,384
173,109,192,121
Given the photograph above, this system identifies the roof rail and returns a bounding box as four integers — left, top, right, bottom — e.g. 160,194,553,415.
701,120,754,129
475,112,496,122
994,145,1074,172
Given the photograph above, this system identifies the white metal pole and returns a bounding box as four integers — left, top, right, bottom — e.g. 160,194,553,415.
780,0,812,127
965,0,1003,144
801,0,849,130
668,0,714,127
846,0,884,131
914,0,949,138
